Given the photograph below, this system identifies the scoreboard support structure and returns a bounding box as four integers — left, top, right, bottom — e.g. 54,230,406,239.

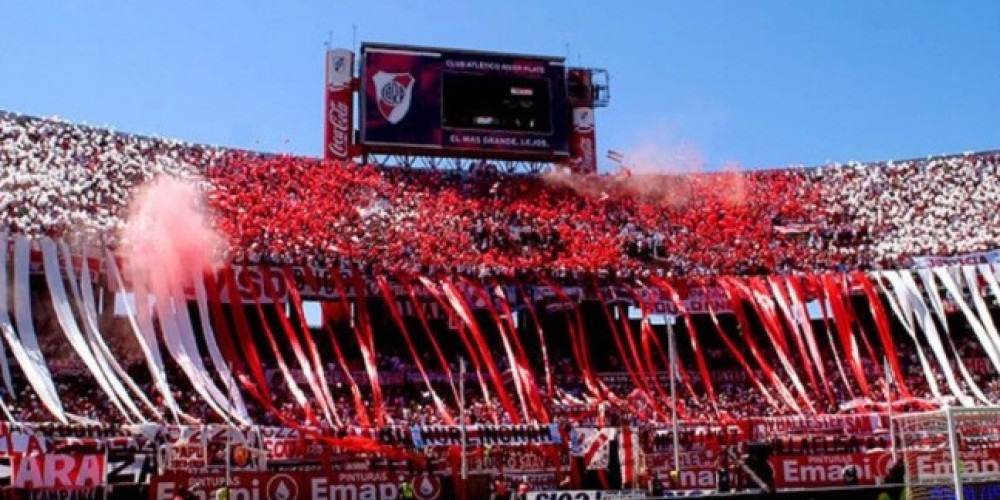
323,43,609,174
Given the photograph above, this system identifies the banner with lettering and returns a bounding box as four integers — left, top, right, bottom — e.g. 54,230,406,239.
411,424,561,449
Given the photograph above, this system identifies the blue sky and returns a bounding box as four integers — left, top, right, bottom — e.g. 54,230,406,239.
2,1,998,171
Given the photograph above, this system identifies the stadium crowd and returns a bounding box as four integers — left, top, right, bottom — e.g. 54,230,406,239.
4,111,1000,434
4,112,1000,277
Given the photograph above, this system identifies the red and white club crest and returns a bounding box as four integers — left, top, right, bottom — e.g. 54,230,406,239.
413,474,442,500
372,71,415,124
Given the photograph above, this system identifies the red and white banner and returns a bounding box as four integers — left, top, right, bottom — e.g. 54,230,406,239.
770,452,893,489
324,49,354,162
151,470,444,500
747,414,888,440
10,453,107,490
570,428,616,470
911,249,1000,268
618,427,642,486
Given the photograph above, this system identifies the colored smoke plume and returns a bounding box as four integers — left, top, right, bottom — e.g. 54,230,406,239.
546,137,746,207
120,175,224,294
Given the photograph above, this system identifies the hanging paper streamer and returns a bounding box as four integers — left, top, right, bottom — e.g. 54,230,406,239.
190,271,249,421
974,264,1000,369
592,284,662,419
517,282,554,401
258,266,332,424
325,270,375,427
874,271,942,399
928,268,994,405
348,271,388,426
850,272,912,399
465,281,530,422
285,268,341,424
418,277,495,420
717,277,802,414
723,277,813,413
48,240,145,423
376,276,454,425
441,278,521,424
884,270,969,405
405,281,460,408
59,242,155,422
782,276,836,405
491,282,550,423
817,274,872,400
106,247,184,422
151,273,243,424
253,298,316,424
897,270,973,405
705,302,778,409
0,232,67,424
766,277,821,401
648,278,718,412
215,267,273,402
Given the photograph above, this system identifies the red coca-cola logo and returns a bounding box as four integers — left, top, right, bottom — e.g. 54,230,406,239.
328,98,352,159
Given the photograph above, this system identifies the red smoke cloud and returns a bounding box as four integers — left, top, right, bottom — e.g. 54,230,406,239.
120,175,223,294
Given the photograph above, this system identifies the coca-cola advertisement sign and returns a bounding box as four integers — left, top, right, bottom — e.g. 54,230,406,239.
325,49,354,162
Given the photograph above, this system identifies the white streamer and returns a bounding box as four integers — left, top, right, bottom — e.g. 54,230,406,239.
921,268,991,405
875,271,941,399
39,238,135,422
893,270,971,405
10,236,68,423
62,242,160,420
190,272,248,421
105,248,184,422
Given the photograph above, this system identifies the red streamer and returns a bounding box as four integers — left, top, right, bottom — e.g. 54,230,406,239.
851,272,912,398
647,278,718,412
321,268,372,427
440,278,522,424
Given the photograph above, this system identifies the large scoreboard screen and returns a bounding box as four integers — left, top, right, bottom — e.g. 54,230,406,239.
360,43,570,160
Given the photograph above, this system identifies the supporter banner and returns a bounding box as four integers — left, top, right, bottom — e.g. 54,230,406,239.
0,423,48,456
599,370,746,392
150,470,444,500
113,264,734,316
426,444,568,490
769,434,891,456
411,424,561,449
747,414,888,440
8,453,107,490
911,249,1000,268
570,428,616,470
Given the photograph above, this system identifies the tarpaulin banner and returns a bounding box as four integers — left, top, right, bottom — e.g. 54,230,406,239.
911,249,1000,268
411,424,561,449
769,452,894,489
8,453,107,489
747,414,888,440
424,444,568,490
150,470,445,500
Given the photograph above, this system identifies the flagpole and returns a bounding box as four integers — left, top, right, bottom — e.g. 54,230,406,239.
885,357,897,462
459,357,468,486
668,317,680,475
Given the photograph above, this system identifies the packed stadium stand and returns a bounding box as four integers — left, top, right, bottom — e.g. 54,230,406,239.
3,111,1000,496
